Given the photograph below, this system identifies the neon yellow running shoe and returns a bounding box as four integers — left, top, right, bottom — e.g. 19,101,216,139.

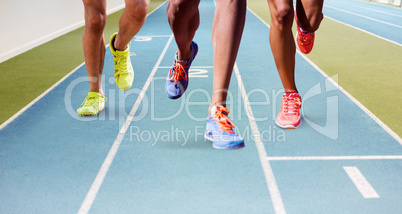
110,32,135,91
77,92,107,116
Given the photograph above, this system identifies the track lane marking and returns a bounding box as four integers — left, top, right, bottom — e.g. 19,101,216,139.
344,166,380,198
77,34,174,214
234,63,286,214
324,4,402,29
267,155,402,161
326,0,402,18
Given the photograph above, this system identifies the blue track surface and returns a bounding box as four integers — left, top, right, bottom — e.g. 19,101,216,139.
1,0,401,213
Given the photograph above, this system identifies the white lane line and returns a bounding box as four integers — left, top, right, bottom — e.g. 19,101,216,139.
0,5,126,63
234,63,286,214
248,8,402,144
343,166,380,198
324,5,402,29
77,34,174,214
0,0,168,63
324,15,402,46
297,49,402,145
327,1,402,18
267,155,402,161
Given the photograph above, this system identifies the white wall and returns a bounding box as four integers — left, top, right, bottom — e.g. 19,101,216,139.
0,0,125,63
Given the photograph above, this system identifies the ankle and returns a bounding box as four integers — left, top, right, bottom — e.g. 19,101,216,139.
208,102,226,115
284,89,298,94
89,88,103,95
176,43,193,63
175,52,189,65
176,52,191,64
113,35,128,51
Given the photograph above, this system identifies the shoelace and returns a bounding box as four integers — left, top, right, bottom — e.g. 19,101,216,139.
114,52,135,75
283,94,302,116
169,62,188,83
80,94,107,108
298,31,314,46
211,106,235,134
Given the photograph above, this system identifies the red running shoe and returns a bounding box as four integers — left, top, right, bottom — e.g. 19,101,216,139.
295,12,315,54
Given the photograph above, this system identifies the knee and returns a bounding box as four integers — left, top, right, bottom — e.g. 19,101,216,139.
125,0,149,21
270,4,294,31
82,0,107,32
86,13,107,33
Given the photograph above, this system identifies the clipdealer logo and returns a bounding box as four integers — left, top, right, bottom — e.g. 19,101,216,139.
63,74,339,142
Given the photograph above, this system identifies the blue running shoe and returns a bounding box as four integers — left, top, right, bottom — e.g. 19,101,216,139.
165,41,198,99
205,105,245,149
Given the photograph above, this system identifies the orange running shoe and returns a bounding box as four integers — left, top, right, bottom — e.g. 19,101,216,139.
275,93,302,129
295,12,315,54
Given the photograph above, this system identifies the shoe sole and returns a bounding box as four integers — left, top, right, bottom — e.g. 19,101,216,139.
166,93,182,100
78,113,98,117
77,107,104,117
118,84,132,91
276,118,302,129
204,134,245,149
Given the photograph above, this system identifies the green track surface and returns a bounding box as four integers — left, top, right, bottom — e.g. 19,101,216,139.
248,0,402,138
0,0,165,127
0,0,401,139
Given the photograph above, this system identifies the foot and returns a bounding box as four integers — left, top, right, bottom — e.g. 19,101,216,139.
295,12,315,54
110,32,135,91
77,92,107,116
275,92,302,129
165,41,198,99
205,105,245,149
